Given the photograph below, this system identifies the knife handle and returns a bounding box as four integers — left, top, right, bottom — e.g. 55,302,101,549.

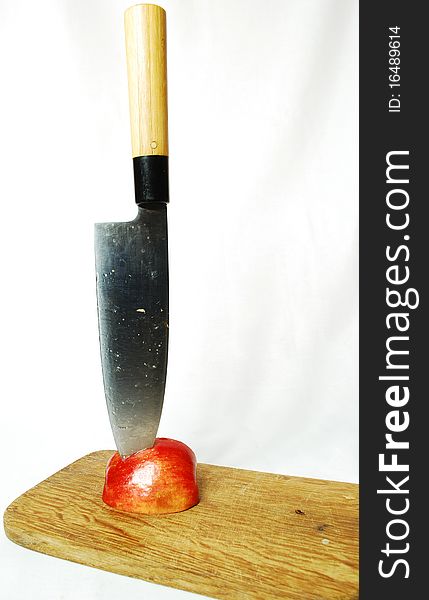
124,4,168,158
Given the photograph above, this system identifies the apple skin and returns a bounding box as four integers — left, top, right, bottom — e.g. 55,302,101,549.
102,438,199,514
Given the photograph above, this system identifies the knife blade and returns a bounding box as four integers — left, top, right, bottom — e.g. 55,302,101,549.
95,4,169,457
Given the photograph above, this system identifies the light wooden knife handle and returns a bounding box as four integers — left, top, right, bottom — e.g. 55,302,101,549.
124,4,168,158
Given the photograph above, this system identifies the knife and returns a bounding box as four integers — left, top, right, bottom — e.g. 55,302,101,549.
95,4,169,458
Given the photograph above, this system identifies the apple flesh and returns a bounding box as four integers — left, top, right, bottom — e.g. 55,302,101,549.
102,438,199,514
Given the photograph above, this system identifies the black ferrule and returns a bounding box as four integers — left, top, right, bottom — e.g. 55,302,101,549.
133,155,169,205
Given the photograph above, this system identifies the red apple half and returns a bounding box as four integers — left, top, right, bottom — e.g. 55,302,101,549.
102,438,199,514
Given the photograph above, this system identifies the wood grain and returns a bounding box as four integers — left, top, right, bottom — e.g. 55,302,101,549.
124,4,168,157
4,451,358,599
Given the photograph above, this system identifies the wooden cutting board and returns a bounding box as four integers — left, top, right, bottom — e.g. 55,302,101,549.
4,451,358,599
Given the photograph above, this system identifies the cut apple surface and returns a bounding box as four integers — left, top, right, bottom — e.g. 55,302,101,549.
102,438,199,514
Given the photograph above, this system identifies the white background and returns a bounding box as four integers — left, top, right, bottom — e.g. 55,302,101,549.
0,0,358,598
